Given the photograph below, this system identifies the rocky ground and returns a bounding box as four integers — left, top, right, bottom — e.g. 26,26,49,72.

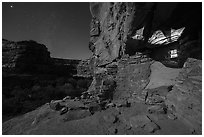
3,58,201,135
2,73,92,122
2,39,92,122
2,2,202,135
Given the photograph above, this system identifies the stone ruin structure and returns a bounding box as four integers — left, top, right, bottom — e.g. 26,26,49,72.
84,2,201,101
79,3,202,133
2,2,202,135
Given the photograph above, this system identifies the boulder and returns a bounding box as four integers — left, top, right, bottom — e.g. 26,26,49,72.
60,107,68,115
49,100,63,111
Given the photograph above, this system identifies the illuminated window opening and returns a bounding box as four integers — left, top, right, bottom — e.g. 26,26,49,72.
170,49,178,58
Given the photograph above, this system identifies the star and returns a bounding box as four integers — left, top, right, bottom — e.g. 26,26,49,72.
10,5,14,8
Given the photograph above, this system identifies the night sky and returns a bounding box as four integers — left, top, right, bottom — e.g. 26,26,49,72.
2,2,92,59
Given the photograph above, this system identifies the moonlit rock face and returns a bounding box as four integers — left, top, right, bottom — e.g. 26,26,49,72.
148,30,167,45
145,61,181,89
148,27,185,45
89,3,156,66
171,27,185,38
132,27,145,40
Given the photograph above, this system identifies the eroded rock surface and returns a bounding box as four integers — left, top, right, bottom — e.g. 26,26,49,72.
89,2,157,66
165,58,202,134
3,57,201,134
2,2,202,135
77,58,94,77
2,39,80,75
2,39,52,73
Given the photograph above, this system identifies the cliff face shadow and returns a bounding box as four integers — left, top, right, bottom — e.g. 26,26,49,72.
2,40,92,122
2,2,202,135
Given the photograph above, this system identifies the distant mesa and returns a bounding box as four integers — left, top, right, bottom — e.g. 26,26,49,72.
2,39,82,76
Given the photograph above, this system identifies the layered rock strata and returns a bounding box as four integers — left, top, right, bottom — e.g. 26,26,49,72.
2,39,52,73
2,39,80,75
2,2,202,135
88,2,201,100
76,58,94,77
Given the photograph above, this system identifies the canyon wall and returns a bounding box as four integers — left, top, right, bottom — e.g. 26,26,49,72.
89,2,201,67
2,39,80,75
86,2,202,110
2,39,52,72
2,3,202,134
86,3,202,133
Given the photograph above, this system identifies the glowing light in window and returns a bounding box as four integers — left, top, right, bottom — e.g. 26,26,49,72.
170,49,178,58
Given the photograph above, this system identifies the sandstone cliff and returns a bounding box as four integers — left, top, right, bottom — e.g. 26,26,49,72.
2,39,80,75
2,2,202,135
2,39,91,122
88,2,201,100
89,2,201,67
2,39,52,73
